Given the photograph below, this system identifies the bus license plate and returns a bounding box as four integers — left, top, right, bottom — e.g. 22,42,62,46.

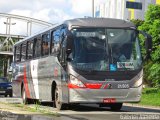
103,98,116,103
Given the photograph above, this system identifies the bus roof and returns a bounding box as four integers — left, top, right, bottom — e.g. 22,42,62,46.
14,18,136,46
64,18,136,29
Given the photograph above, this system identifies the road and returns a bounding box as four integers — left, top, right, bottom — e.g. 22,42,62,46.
0,97,160,120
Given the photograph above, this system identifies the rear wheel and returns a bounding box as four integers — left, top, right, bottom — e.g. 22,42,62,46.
54,86,67,110
110,103,123,111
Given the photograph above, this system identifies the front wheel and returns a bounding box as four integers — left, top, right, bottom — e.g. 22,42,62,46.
110,103,123,111
22,87,28,104
54,87,67,110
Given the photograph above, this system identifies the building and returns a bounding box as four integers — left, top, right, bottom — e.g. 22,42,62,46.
95,0,160,20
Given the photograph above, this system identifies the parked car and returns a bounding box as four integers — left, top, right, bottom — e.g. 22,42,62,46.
0,77,12,97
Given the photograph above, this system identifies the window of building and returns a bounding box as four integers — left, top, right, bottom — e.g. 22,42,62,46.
42,32,50,56
126,1,142,10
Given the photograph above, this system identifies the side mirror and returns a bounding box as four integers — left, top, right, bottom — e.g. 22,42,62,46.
145,34,152,60
139,31,152,60
145,34,152,52
66,31,74,54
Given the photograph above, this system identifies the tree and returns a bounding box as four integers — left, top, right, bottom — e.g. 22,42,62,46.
138,4,160,88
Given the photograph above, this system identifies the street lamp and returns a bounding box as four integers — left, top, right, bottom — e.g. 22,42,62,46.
3,20,16,35
4,22,16,25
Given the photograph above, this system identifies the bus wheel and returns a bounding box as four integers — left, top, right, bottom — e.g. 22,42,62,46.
110,103,123,111
22,87,28,104
54,87,66,110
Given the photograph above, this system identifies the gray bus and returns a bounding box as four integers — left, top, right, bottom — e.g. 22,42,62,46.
12,18,152,110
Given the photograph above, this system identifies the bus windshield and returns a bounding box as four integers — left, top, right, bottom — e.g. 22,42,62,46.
70,28,142,72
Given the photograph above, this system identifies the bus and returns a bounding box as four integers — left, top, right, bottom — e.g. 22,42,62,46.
11,18,152,110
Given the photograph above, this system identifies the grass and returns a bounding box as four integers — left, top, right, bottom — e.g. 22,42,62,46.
138,87,160,106
3,102,60,117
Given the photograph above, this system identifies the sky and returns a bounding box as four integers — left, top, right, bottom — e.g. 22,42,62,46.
0,0,105,35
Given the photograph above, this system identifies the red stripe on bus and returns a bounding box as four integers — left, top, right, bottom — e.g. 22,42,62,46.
85,83,102,89
24,65,31,98
103,84,109,89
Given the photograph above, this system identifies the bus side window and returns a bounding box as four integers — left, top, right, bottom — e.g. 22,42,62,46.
42,32,50,56
27,40,33,60
33,38,37,58
59,26,67,64
51,28,61,54
15,45,21,62
51,31,54,54
34,37,41,58
14,47,16,62
21,42,27,62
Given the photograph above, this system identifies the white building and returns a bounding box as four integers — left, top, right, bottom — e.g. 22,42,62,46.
95,0,160,20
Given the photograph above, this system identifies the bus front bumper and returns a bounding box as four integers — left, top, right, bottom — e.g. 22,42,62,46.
69,85,142,103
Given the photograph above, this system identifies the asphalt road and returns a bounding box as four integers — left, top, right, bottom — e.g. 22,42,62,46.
0,97,160,120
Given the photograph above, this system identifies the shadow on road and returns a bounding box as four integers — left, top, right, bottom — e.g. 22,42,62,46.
39,102,160,113
122,105,160,113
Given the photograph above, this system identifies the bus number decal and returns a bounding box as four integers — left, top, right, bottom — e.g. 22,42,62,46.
118,84,129,89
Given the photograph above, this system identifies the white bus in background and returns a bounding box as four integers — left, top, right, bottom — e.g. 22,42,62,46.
11,18,152,110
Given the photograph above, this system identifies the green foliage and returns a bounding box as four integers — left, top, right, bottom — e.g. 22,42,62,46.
148,63,160,87
138,4,160,88
130,19,144,27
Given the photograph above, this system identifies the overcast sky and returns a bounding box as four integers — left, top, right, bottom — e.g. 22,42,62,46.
0,0,105,23
0,0,105,35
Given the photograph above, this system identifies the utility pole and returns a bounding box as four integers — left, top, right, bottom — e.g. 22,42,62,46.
92,0,94,17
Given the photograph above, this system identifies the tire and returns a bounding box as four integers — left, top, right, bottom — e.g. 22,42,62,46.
110,103,123,111
4,95,7,97
54,86,66,110
22,87,28,104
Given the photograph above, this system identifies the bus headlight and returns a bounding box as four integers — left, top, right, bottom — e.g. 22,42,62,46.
132,77,143,88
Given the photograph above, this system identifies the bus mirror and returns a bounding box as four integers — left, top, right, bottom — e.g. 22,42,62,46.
145,34,152,52
66,49,72,54
66,31,74,54
139,31,152,60
145,35,152,60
